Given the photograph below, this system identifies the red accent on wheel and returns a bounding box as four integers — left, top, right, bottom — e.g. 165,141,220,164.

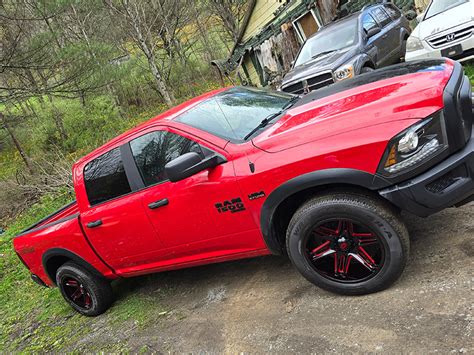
306,218,385,283
62,277,93,310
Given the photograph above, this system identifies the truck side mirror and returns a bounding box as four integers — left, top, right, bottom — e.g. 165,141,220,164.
404,10,417,21
165,152,226,182
366,27,381,38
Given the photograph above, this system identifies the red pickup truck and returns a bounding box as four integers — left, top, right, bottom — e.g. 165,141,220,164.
14,59,474,316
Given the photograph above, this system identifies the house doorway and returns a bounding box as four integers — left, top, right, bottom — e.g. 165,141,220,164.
293,10,321,42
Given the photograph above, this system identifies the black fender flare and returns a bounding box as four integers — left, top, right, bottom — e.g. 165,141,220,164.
352,53,375,73
42,248,106,285
360,55,375,71
400,28,410,42
260,168,390,254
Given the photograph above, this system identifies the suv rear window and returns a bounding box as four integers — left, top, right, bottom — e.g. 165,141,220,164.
84,147,131,205
371,7,391,27
384,4,401,19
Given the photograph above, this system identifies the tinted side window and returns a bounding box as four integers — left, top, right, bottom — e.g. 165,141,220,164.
130,131,203,187
362,13,379,33
371,7,391,27
84,147,131,206
384,4,401,19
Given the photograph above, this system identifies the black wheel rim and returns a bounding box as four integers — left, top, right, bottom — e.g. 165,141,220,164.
305,218,385,283
62,277,93,310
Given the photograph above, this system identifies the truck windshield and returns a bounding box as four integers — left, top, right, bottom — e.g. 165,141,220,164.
424,0,468,19
294,18,358,67
174,87,295,142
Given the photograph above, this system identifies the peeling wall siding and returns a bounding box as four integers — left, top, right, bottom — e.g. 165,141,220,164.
232,0,327,87
232,0,430,87
251,26,301,86
242,0,287,43
317,0,339,24
243,56,260,85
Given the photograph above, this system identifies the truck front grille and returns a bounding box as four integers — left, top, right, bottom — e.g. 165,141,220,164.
282,72,334,94
428,25,474,49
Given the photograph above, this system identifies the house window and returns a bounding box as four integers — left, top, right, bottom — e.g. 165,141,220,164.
293,10,322,42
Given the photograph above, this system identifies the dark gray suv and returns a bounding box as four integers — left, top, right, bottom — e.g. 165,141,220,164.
281,4,414,95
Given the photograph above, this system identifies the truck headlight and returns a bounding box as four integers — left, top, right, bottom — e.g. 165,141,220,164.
334,64,354,81
378,111,448,177
406,36,424,52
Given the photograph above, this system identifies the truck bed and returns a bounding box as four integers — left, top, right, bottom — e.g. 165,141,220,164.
13,200,116,286
17,200,79,237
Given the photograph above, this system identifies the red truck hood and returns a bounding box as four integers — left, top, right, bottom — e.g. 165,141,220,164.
253,60,454,153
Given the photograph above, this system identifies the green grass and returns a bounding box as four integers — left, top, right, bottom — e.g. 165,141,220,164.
0,193,171,352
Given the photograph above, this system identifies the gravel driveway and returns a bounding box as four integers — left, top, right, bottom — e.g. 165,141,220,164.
72,204,473,353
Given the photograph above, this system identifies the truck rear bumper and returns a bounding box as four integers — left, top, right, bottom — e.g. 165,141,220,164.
379,126,474,217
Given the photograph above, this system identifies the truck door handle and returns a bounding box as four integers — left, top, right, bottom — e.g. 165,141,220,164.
148,198,169,210
87,220,102,228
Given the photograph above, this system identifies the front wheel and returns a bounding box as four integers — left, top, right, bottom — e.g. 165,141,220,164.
56,262,113,316
286,192,410,295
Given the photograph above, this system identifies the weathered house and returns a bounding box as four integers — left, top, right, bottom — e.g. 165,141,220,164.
226,0,416,87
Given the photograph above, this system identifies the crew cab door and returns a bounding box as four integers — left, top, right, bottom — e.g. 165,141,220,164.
362,12,385,66
125,126,262,269
78,146,163,271
369,7,395,65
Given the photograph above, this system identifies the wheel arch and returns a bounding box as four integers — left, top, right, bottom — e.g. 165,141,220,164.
400,28,410,41
260,168,390,255
42,248,105,286
361,59,375,70
354,53,375,72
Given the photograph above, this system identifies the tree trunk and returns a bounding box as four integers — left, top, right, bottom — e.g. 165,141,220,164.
45,94,68,141
147,55,175,107
37,71,68,141
0,113,34,174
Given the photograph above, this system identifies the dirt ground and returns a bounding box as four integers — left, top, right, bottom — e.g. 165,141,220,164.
70,204,473,353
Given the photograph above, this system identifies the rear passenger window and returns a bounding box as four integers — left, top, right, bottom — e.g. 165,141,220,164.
384,4,401,19
362,13,379,33
84,148,131,206
130,131,203,187
371,7,391,27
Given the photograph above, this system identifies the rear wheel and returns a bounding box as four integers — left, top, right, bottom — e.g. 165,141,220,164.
286,192,409,295
56,262,113,316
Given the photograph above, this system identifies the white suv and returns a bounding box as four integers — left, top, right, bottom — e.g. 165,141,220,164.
405,0,474,62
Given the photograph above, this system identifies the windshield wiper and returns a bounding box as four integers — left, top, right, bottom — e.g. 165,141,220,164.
243,112,282,141
311,49,336,60
281,95,300,110
243,96,300,140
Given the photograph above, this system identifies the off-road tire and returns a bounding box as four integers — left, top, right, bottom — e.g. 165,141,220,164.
56,262,113,316
286,192,410,295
